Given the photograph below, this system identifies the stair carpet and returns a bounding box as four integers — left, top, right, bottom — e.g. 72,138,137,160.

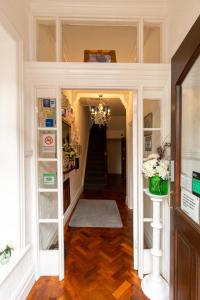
84,125,107,190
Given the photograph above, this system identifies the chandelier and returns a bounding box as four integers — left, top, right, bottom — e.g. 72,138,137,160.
90,102,111,127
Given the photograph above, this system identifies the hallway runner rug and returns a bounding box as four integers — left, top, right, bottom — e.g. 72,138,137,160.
69,199,123,228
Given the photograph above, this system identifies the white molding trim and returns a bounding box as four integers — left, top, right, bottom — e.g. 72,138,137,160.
0,246,35,300
30,1,168,18
14,268,35,300
25,150,34,158
25,63,170,89
25,62,171,286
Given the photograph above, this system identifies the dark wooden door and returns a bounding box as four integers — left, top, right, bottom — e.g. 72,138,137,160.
171,16,200,300
63,178,70,213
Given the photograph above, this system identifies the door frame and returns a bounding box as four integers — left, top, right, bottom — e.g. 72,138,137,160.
170,16,200,299
25,62,170,279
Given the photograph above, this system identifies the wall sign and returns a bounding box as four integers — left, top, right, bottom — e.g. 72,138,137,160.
43,172,56,185
42,133,56,153
181,189,200,224
192,171,200,197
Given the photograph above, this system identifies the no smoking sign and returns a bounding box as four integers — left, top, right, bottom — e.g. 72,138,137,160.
44,136,54,145
42,133,55,153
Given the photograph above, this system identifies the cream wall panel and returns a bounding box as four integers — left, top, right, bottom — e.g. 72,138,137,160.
168,0,200,58
107,140,122,174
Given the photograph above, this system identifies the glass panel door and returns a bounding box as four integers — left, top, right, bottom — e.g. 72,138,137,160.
181,55,200,225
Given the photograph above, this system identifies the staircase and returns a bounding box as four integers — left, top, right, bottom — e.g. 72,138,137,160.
84,125,107,190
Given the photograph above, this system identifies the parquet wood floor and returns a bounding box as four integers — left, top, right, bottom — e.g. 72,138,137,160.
27,175,148,300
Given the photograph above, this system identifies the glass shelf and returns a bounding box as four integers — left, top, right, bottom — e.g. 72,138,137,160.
38,127,57,131
39,219,58,223
38,158,58,162
39,188,58,193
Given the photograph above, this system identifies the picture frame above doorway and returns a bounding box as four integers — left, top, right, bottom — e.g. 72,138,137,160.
84,50,116,62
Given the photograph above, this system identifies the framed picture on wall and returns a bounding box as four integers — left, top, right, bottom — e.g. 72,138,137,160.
144,135,152,151
144,112,153,128
144,112,153,137
84,50,116,63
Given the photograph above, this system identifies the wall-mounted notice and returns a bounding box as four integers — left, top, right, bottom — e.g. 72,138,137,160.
192,171,200,197
181,189,200,224
42,133,56,153
43,172,56,185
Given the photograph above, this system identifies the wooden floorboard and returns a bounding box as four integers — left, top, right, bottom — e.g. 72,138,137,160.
27,176,148,300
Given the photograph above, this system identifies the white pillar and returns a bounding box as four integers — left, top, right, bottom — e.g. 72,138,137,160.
141,191,169,300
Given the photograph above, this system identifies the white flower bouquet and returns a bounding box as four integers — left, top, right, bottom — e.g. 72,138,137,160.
143,157,170,180
142,142,170,195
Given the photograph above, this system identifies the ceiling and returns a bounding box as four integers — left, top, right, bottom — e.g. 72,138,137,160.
79,97,126,116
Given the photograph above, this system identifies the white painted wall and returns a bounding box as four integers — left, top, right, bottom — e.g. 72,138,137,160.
62,25,137,62
37,23,56,61
168,0,200,58
63,103,90,219
107,115,125,175
0,0,29,58
0,1,35,298
107,116,126,139
107,140,122,174
0,25,20,261
144,25,161,63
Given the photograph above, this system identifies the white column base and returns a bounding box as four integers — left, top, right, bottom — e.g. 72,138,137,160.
141,274,169,300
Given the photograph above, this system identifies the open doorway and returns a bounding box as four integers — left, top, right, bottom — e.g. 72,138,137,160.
60,89,137,279
58,88,145,298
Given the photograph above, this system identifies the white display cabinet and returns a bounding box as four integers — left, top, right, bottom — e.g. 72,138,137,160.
35,90,64,279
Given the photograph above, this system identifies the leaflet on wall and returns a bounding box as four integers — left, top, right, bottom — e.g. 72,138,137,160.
181,189,200,224
38,98,56,127
192,171,200,197
42,133,56,153
43,172,56,186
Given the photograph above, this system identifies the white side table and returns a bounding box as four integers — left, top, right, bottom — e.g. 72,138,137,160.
141,189,169,300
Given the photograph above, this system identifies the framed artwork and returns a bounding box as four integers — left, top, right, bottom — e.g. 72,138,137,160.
144,135,152,151
84,50,116,63
144,112,153,128
144,112,153,136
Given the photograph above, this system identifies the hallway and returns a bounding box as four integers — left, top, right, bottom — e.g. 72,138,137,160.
27,176,148,300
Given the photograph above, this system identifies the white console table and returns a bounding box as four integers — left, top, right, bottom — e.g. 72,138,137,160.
141,189,169,300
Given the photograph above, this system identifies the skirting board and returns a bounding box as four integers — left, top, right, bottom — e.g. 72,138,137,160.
12,267,35,300
64,185,83,225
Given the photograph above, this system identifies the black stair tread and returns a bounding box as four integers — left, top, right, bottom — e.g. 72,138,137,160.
84,124,107,188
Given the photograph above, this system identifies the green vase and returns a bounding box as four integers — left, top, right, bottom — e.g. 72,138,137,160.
149,176,168,195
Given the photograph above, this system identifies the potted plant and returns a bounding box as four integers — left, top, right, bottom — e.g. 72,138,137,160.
63,143,77,160
63,143,77,172
143,143,170,195
0,244,14,265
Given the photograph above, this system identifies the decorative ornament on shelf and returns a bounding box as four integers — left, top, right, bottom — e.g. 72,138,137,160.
90,97,111,127
142,142,171,195
0,243,14,265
